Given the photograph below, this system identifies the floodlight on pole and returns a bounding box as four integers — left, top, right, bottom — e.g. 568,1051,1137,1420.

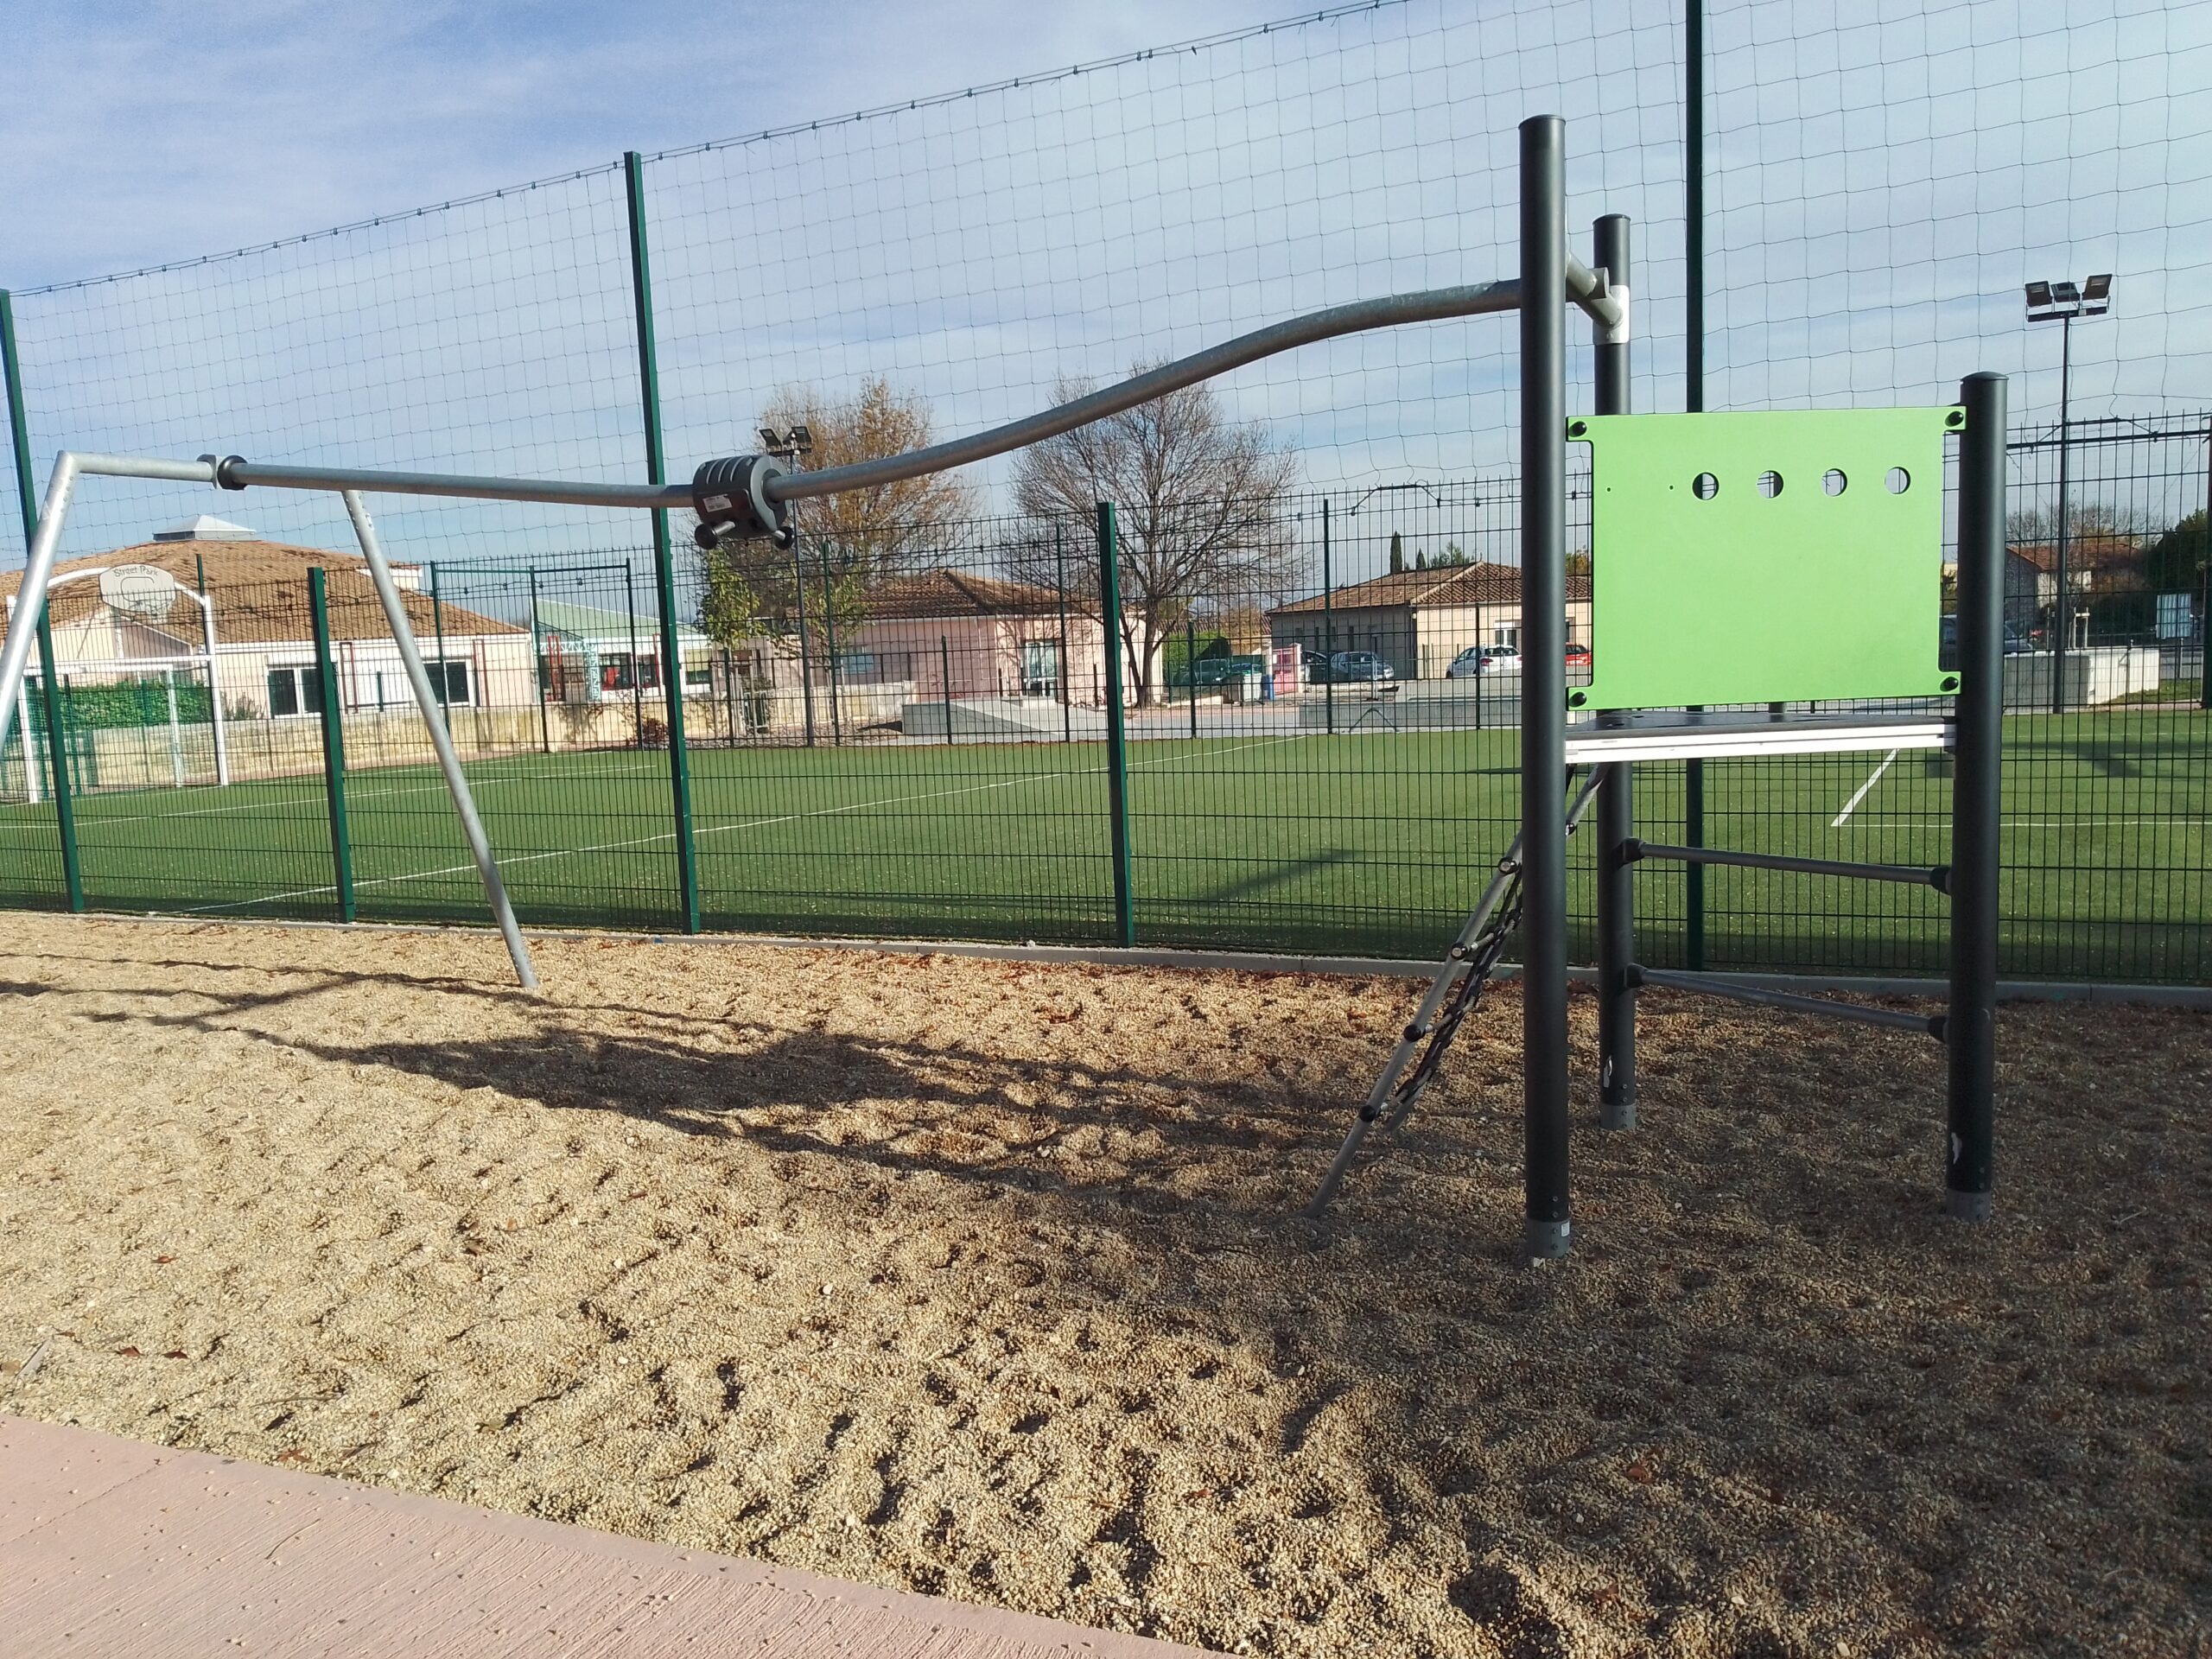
2024,272,2114,712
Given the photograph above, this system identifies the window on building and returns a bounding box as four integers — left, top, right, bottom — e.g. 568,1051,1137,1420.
1020,639,1062,697
266,664,322,718
1493,624,1520,649
431,660,472,706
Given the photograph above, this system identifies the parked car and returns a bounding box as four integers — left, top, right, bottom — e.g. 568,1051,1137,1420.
1319,650,1396,683
1564,641,1592,668
1937,615,2032,671
1446,645,1520,679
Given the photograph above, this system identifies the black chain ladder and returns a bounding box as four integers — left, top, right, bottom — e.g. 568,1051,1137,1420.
1374,854,1526,1131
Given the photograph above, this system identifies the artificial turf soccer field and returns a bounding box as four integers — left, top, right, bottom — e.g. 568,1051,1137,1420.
1,711,2205,979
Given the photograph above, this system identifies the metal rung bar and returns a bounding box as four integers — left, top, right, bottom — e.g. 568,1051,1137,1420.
1624,840,1948,892
1630,966,1946,1039
1562,718,1949,764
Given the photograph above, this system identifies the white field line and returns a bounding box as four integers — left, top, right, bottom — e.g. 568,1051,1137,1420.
1829,749,1899,829
0,753,669,834
178,734,1301,915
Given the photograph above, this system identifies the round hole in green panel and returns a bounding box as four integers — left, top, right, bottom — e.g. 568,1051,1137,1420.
1942,676,1960,691
1946,409,1965,428
1692,472,1719,499
1568,690,1588,707
1822,468,1847,495
1887,467,1911,493
1758,470,1784,499
1568,419,1588,437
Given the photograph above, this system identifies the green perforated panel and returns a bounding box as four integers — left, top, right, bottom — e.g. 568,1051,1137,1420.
1573,407,1963,711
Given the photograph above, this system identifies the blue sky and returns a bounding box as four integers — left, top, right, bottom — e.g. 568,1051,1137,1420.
0,0,1304,289
3,0,2206,574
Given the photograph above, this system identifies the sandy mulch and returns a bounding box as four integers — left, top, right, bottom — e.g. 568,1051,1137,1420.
0,912,2205,1658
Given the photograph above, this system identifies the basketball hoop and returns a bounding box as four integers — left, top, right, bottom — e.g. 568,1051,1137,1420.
99,563,180,621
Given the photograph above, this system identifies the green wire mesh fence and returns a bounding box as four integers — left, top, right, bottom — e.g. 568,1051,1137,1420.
0,2,2206,979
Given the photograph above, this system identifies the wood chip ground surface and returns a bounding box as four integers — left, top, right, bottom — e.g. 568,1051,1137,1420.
0,913,2205,1657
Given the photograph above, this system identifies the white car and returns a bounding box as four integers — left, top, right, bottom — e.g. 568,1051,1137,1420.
1446,645,1521,679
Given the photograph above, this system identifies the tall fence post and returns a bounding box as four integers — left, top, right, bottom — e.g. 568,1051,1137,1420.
793,550,817,747
307,569,355,923
1683,0,1708,970
1592,211,1637,1134
624,149,702,934
1054,521,1072,742
1097,503,1135,947
1185,617,1198,739
818,545,844,743
2201,420,2210,712
624,558,644,744
1,289,83,912
1948,372,2006,1223
1321,496,1336,734
939,634,955,745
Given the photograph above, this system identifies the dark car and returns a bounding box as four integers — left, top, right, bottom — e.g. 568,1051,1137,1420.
1938,615,2031,671
1320,650,1396,684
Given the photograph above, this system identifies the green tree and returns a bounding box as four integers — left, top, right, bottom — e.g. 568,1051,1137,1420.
1389,531,1406,574
2143,510,2208,595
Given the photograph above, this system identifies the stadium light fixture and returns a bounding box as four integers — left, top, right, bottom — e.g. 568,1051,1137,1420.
2023,273,2115,709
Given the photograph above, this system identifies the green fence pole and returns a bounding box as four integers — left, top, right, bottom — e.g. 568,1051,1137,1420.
939,634,954,746
818,545,844,743
527,567,550,753
2200,419,2210,711
625,558,644,744
624,149,702,934
1,289,82,911
1185,618,1198,739
1054,521,1072,741
793,549,817,747
1321,496,1336,735
307,569,355,923
1097,503,1135,946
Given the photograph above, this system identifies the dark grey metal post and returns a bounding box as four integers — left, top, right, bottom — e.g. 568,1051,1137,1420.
1097,503,1136,947
1519,114,1572,1261
1683,0,1708,969
1947,372,2006,1222
1592,213,1637,1133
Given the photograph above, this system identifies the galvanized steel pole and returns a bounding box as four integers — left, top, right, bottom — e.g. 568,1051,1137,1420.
341,493,537,988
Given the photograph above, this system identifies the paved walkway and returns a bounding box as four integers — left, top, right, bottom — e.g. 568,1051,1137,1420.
0,1415,1214,1657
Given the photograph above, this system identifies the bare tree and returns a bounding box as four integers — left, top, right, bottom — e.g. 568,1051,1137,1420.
1008,372,1299,705
697,378,973,664
763,378,976,582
